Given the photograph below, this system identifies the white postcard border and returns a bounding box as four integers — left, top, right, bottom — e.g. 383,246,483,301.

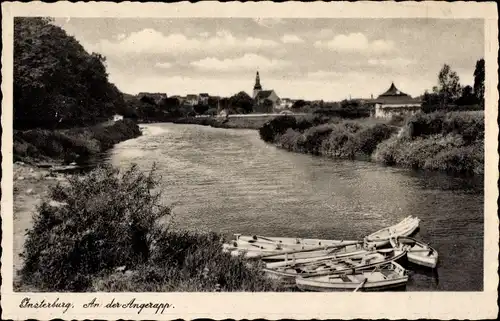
1,1,498,320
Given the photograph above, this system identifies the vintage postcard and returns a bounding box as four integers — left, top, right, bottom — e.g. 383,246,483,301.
1,1,498,320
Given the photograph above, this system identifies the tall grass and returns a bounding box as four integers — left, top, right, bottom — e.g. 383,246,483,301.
18,165,277,292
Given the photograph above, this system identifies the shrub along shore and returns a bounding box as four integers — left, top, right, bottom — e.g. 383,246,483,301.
259,111,484,176
172,115,277,130
16,165,280,292
13,119,142,165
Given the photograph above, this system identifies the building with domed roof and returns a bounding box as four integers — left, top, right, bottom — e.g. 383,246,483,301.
374,82,422,118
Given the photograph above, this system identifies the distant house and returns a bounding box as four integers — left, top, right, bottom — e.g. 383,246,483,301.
199,93,209,105
170,95,185,104
185,94,199,106
113,114,124,122
374,83,422,118
279,98,294,109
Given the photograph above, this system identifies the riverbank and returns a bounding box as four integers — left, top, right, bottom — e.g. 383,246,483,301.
13,119,142,166
172,115,279,129
13,164,280,292
259,111,484,175
13,163,69,290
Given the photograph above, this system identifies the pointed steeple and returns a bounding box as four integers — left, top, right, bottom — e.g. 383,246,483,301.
254,71,262,90
253,71,262,99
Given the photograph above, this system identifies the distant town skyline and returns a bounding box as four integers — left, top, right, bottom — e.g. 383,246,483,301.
54,18,484,101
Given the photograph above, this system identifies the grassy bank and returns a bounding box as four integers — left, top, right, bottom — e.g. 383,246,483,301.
259,111,484,175
372,111,484,174
13,119,142,165
16,165,279,292
173,115,279,130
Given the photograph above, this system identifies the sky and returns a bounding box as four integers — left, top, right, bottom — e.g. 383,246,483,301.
53,18,484,101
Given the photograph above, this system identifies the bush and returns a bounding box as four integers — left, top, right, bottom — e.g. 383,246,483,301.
343,124,396,157
373,133,482,174
20,165,170,291
259,116,297,142
276,128,301,151
13,119,141,163
403,111,484,141
19,165,279,292
262,110,483,175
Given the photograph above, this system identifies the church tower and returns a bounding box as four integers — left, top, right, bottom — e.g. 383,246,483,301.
253,71,262,98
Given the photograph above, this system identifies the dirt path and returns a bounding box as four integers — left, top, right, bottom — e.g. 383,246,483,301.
12,163,67,281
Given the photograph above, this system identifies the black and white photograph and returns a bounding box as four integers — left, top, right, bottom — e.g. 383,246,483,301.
1,2,498,320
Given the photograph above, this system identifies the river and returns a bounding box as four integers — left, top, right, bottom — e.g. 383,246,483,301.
105,123,483,291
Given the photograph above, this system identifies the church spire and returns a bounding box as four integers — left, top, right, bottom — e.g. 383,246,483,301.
253,71,262,98
254,71,262,90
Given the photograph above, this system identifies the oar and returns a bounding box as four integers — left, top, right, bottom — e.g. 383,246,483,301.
353,278,368,292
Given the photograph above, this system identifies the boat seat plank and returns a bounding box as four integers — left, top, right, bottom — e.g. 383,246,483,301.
340,275,351,282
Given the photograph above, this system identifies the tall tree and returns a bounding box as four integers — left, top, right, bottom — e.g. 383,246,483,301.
433,64,462,107
473,58,485,105
14,17,124,129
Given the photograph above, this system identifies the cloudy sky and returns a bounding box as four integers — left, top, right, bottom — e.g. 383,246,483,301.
53,18,484,101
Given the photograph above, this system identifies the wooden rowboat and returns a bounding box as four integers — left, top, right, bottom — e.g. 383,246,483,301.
224,240,364,260
295,261,409,292
237,235,357,249
365,216,420,248
390,236,438,268
263,248,407,285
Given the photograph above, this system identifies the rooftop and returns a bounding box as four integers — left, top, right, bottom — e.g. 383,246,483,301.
378,83,411,98
255,90,275,100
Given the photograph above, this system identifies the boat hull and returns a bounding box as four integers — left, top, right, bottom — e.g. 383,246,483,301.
365,217,420,248
296,277,408,292
390,236,438,269
263,249,407,284
295,262,409,292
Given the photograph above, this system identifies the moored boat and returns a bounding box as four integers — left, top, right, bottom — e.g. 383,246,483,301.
390,236,438,268
258,242,365,262
263,248,407,285
295,261,409,292
365,216,420,248
223,236,362,260
237,234,357,249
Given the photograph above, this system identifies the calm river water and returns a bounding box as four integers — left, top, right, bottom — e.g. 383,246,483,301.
105,123,483,291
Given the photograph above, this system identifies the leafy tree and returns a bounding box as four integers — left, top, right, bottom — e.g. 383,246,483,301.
193,103,209,115
340,99,360,109
229,91,254,114
207,96,219,109
158,97,180,111
291,100,307,111
433,64,462,107
14,17,125,129
473,58,485,106
456,85,477,106
140,95,157,106
421,90,441,113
